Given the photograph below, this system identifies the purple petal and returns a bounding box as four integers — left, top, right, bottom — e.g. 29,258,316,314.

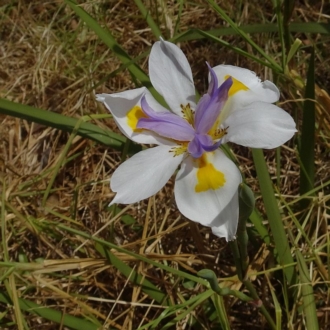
137,96,195,141
188,136,204,158
196,134,214,148
206,62,218,96
194,69,233,134
188,134,222,158
199,134,222,152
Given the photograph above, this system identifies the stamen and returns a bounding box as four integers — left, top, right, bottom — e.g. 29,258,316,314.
170,144,188,157
213,126,229,139
180,103,194,126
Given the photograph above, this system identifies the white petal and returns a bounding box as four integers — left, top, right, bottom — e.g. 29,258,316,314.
212,65,280,123
213,65,280,104
222,101,297,149
110,145,183,204
210,191,239,241
149,40,196,115
97,88,171,145
174,150,242,225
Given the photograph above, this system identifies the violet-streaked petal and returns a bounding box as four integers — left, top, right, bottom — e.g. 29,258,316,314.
198,134,222,152
188,134,222,158
137,96,195,141
206,62,218,96
188,136,203,158
194,75,233,134
196,134,213,148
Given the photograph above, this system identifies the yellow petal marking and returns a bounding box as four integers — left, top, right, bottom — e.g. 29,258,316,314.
195,154,226,193
127,106,147,132
225,75,249,96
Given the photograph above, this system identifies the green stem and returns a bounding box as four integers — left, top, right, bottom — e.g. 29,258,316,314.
243,279,276,330
228,241,243,281
237,183,255,276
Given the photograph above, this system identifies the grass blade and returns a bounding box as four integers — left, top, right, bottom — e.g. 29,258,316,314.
96,243,169,305
0,293,101,330
296,250,319,330
0,98,125,148
206,0,283,72
299,49,315,197
42,117,86,206
211,294,230,330
52,222,208,286
283,0,296,49
265,275,282,329
1,182,25,330
272,0,286,70
249,210,271,246
195,29,276,70
252,149,296,286
172,22,330,43
286,38,302,66
64,0,168,107
134,0,162,38
64,0,156,92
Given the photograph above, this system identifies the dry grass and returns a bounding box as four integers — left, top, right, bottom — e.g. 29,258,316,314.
0,0,330,329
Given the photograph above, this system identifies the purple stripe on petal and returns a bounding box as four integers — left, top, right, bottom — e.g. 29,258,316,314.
199,135,222,152
196,134,214,150
188,136,204,158
196,134,214,148
206,62,218,96
188,134,222,158
137,96,195,141
194,71,233,134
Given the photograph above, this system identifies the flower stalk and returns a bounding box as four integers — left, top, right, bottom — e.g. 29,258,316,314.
237,183,255,274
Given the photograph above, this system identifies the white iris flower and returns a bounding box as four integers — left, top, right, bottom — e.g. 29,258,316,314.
97,40,296,241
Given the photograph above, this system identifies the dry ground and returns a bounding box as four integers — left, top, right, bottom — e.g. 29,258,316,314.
0,0,330,329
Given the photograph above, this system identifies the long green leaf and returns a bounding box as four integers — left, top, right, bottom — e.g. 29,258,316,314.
296,250,319,330
172,22,330,43
0,98,124,148
299,49,315,197
252,149,296,286
206,0,283,71
134,0,162,38
272,0,286,70
51,223,207,286
138,290,213,330
96,243,169,305
211,294,230,330
195,29,275,70
64,0,150,86
249,210,271,246
0,293,102,330
283,0,296,49
64,0,168,108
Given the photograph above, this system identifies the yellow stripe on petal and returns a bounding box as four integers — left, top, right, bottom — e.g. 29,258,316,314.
225,75,249,96
195,154,226,192
127,106,147,132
